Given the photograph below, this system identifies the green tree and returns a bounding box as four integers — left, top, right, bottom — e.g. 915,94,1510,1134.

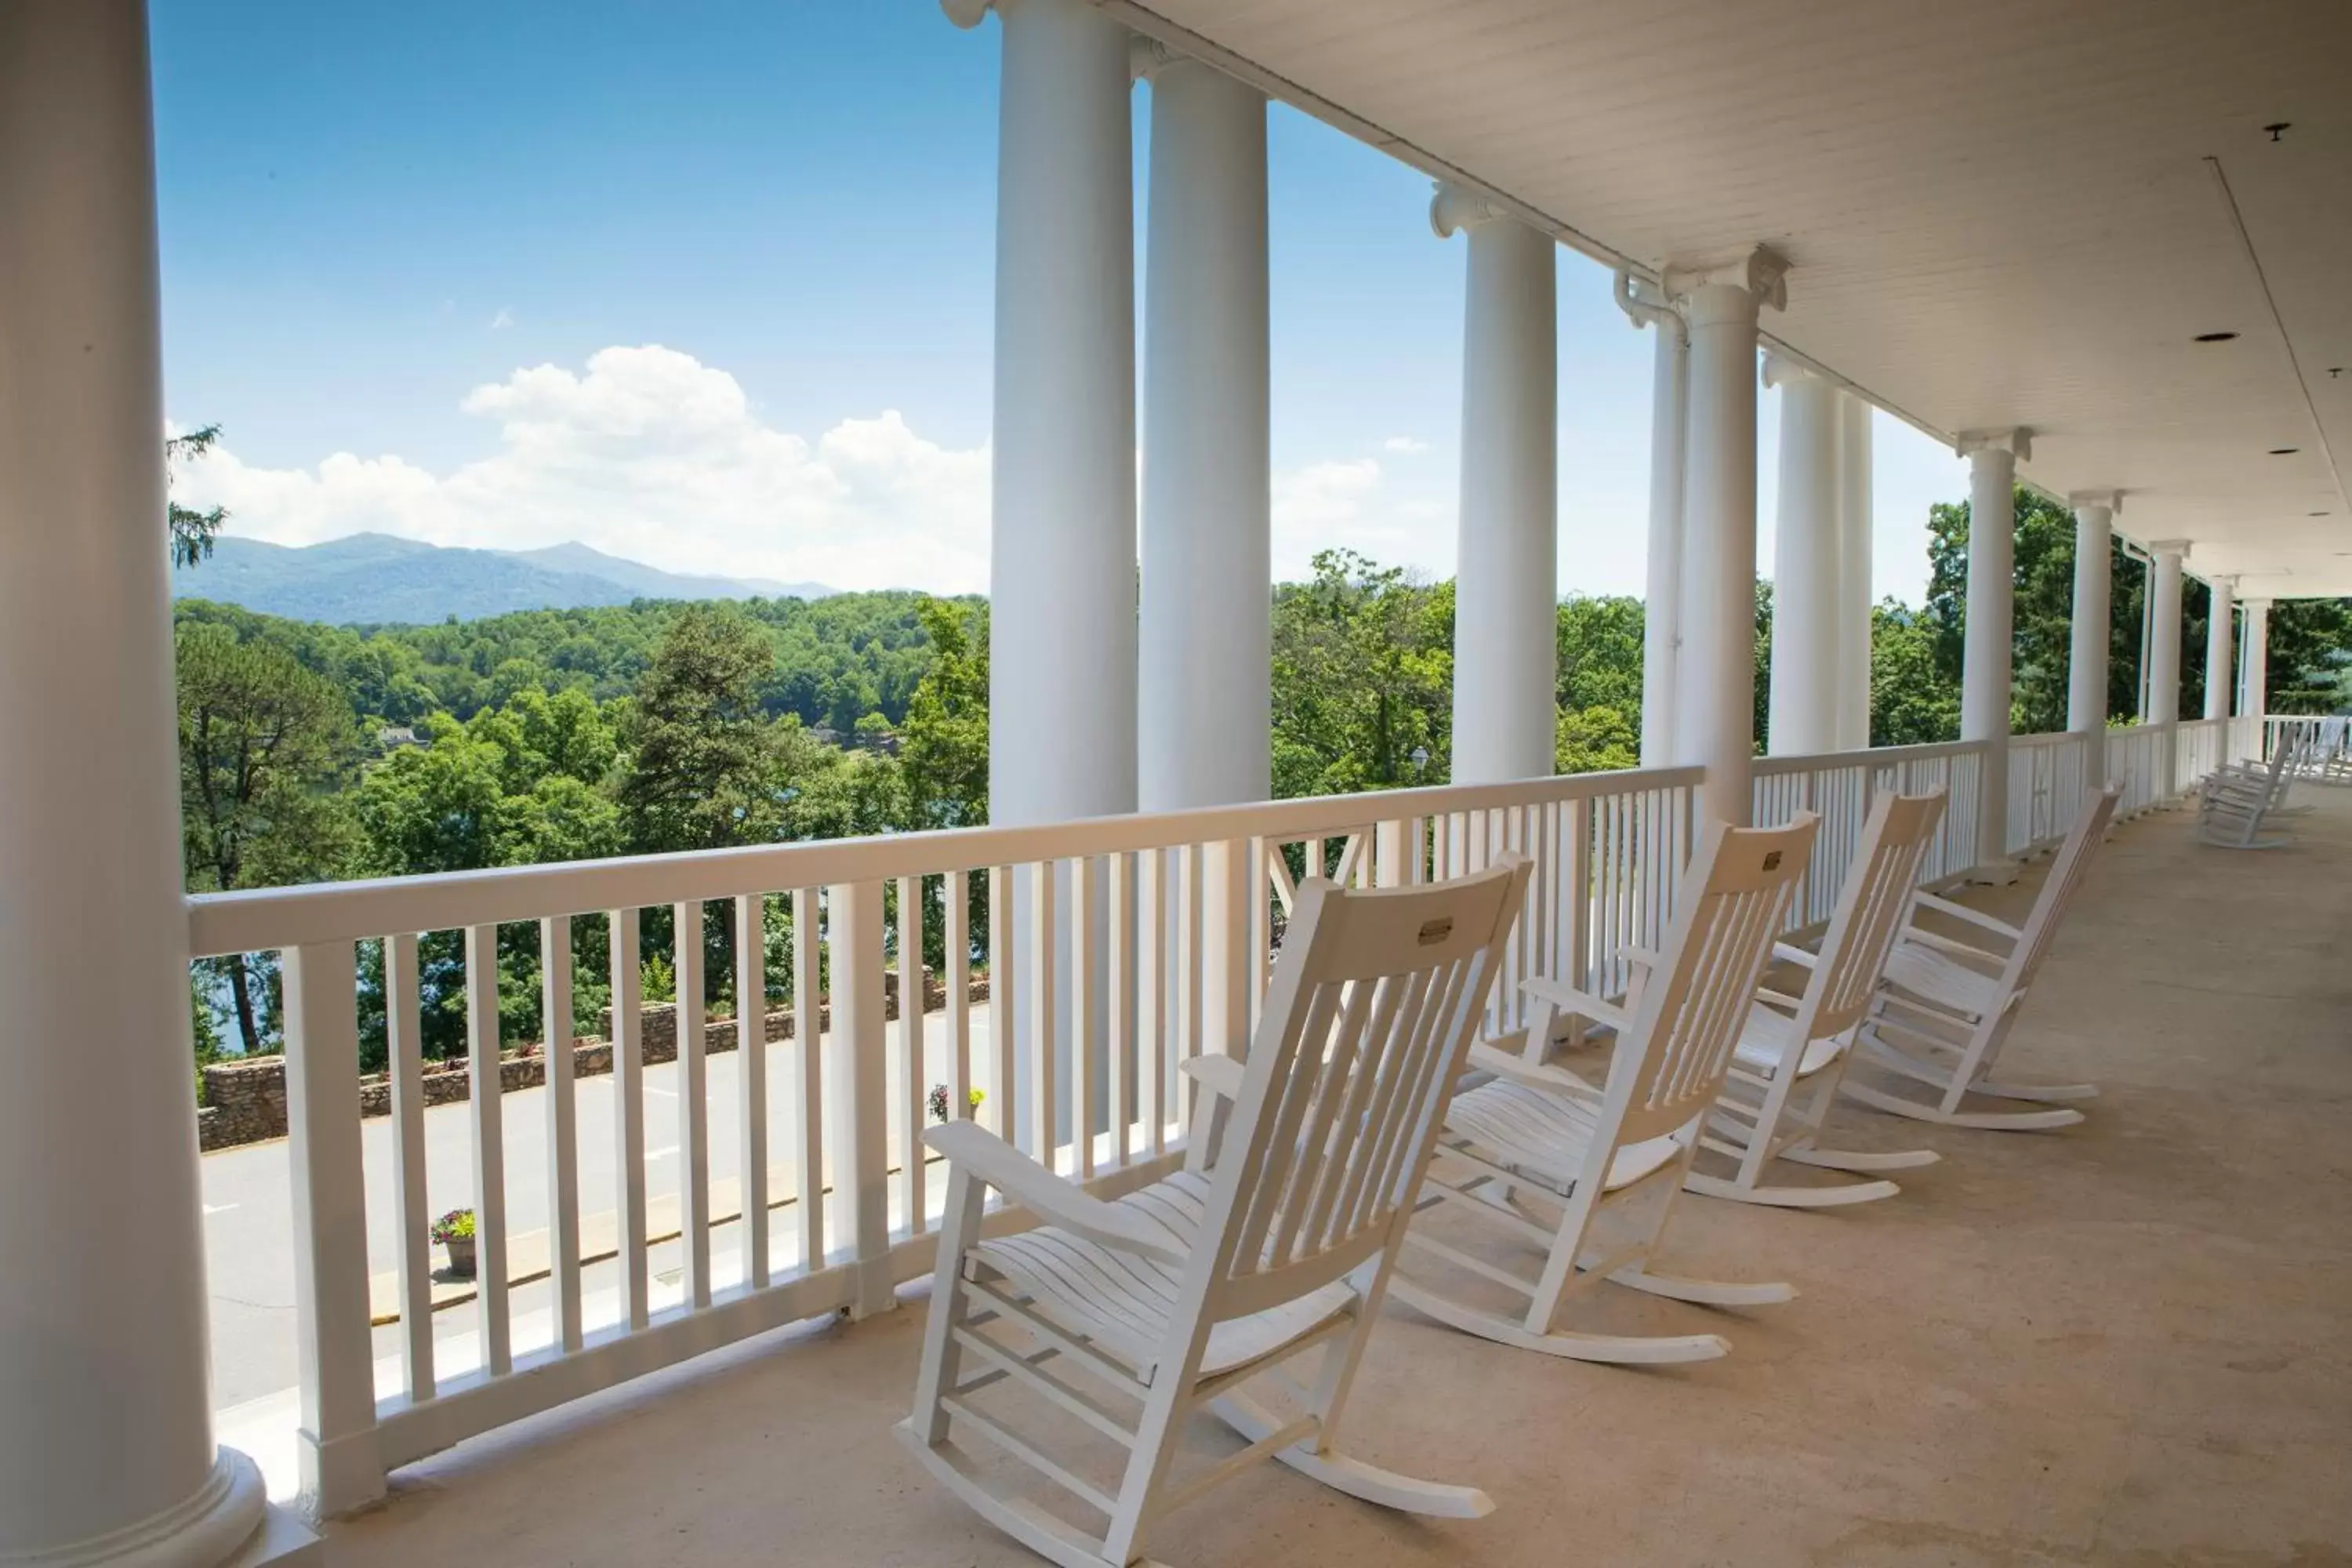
619,605,782,853
1269,550,1452,797
167,424,227,568
177,622,358,1052
899,597,990,829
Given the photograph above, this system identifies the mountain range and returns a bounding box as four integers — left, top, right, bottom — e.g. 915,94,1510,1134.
172,534,832,625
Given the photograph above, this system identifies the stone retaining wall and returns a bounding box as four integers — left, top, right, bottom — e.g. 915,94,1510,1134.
198,970,989,1152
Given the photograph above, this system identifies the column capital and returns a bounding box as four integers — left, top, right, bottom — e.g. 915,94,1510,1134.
940,0,993,28
1956,426,2032,463
1129,34,1203,78
2067,488,2122,513
2242,596,2273,612
1759,348,1821,390
1428,180,1523,239
2146,537,2192,558
1661,245,1788,312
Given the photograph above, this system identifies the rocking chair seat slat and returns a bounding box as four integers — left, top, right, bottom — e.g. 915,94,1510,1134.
1445,1079,1684,1196
1880,939,2003,1018
1727,1004,1845,1081
975,1171,1357,1381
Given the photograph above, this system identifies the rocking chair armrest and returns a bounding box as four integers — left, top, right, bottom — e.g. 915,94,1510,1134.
1521,973,1631,1035
1896,926,2006,971
1911,891,2022,942
1620,945,1664,970
1466,1040,1604,1101
921,1120,1186,1266
1179,1053,1247,1103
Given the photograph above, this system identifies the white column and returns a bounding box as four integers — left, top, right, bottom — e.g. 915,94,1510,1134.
1616,274,1686,766
1762,354,1841,757
1138,49,1269,811
2203,575,2236,722
1434,184,1557,783
1669,248,1788,826
2146,540,2187,795
953,0,1136,828
2241,598,2270,720
0,2,300,1563
1958,428,2031,871
1836,391,1874,750
2067,493,2116,735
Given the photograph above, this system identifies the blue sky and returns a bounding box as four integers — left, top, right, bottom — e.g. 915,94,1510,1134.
152,0,1965,601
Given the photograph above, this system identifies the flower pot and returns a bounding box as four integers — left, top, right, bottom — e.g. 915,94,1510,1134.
443,1236,477,1279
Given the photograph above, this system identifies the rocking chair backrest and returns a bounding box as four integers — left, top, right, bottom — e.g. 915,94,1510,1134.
1799,790,1947,1041
1608,815,1817,1150
2004,784,2122,988
1202,857,1533,1312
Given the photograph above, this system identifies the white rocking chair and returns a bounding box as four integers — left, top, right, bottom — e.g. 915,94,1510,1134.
1687,789,1950,1209
1842,783,2121,1131
899,856,1533,1568
2198,742,2295,849
1389,814,1817,1366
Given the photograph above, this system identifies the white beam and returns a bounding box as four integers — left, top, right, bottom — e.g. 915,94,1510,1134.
2146,540,2187,795
0,2,301,1561
1837,392,1874,750
1616,274,1686,767
1669,246,1788,826
1764,354,1840,757
1138,49,1269,811
2203,575,2236,723
1436,184,1558,784
1959,427,2031,870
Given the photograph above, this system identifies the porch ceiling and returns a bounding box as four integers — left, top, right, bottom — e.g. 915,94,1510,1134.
1108,0,2352,597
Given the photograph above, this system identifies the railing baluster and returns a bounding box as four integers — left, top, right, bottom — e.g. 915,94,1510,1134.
735,893,770,1290
946,869,972,1130
540,916,583,1354
464,923,510,1375
896,874,927,1236
283,940,385,1513
793,887,825,1272
1027,860,1058,1164
1107,851,1133,1167
674,899,710,1310
987,866,1014,1146
1174,844,1200,1103
1138,847,1165,1156
611,907,648,1330
828,879,894,1316
1071,855,1097,1179
387,931,434,1400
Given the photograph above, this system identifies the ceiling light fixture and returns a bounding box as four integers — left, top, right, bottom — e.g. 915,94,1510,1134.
2194,331,2240,343
2269,447,2300,456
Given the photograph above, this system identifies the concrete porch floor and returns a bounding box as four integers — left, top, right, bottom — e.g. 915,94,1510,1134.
325,789,2352,1567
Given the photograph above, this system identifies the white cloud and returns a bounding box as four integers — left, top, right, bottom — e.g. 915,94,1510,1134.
1270,456,1452,582
488,307,514,330
1381,434,1429,455
174,345,993,593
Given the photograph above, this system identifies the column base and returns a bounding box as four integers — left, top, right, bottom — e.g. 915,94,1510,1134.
1968,858,2021,887
10,1448,316,1568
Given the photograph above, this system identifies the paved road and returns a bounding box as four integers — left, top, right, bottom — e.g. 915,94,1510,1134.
202,1004,1003,1411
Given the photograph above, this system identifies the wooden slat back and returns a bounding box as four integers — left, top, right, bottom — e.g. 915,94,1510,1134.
1203,858,1532,1300
1803,790,1946,1038
1612,815,1815,1149
2008,784,2122,986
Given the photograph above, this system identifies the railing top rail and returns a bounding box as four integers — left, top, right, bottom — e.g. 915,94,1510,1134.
1751,739,1987,776
187,763,1706,957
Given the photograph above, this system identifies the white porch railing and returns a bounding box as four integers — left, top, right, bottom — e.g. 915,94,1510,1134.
190,715,2247,1515
2005,731,2095,858
187,763,1700,1513
2263,713,2350,771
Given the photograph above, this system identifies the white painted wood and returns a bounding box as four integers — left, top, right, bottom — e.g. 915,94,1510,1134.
540,918,583,1354
735,894,771,1288
946,869,974,1134
901,858,1532,1567
387,933,435,1399
1395,815,1816,1363
1107,853,1134,1168
674,901,711,1310
1689,789,1947,1207
898,876,929,1233
1028,860,1059,1163
283,942,386,1514
989,866,1015,1145
1846,784,2122,1127
464,924,511,1376
1138,848,1166,1157
831,880,896,1316
1070,858,1098,1180
794,887,826,1272
609,906,650,1330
